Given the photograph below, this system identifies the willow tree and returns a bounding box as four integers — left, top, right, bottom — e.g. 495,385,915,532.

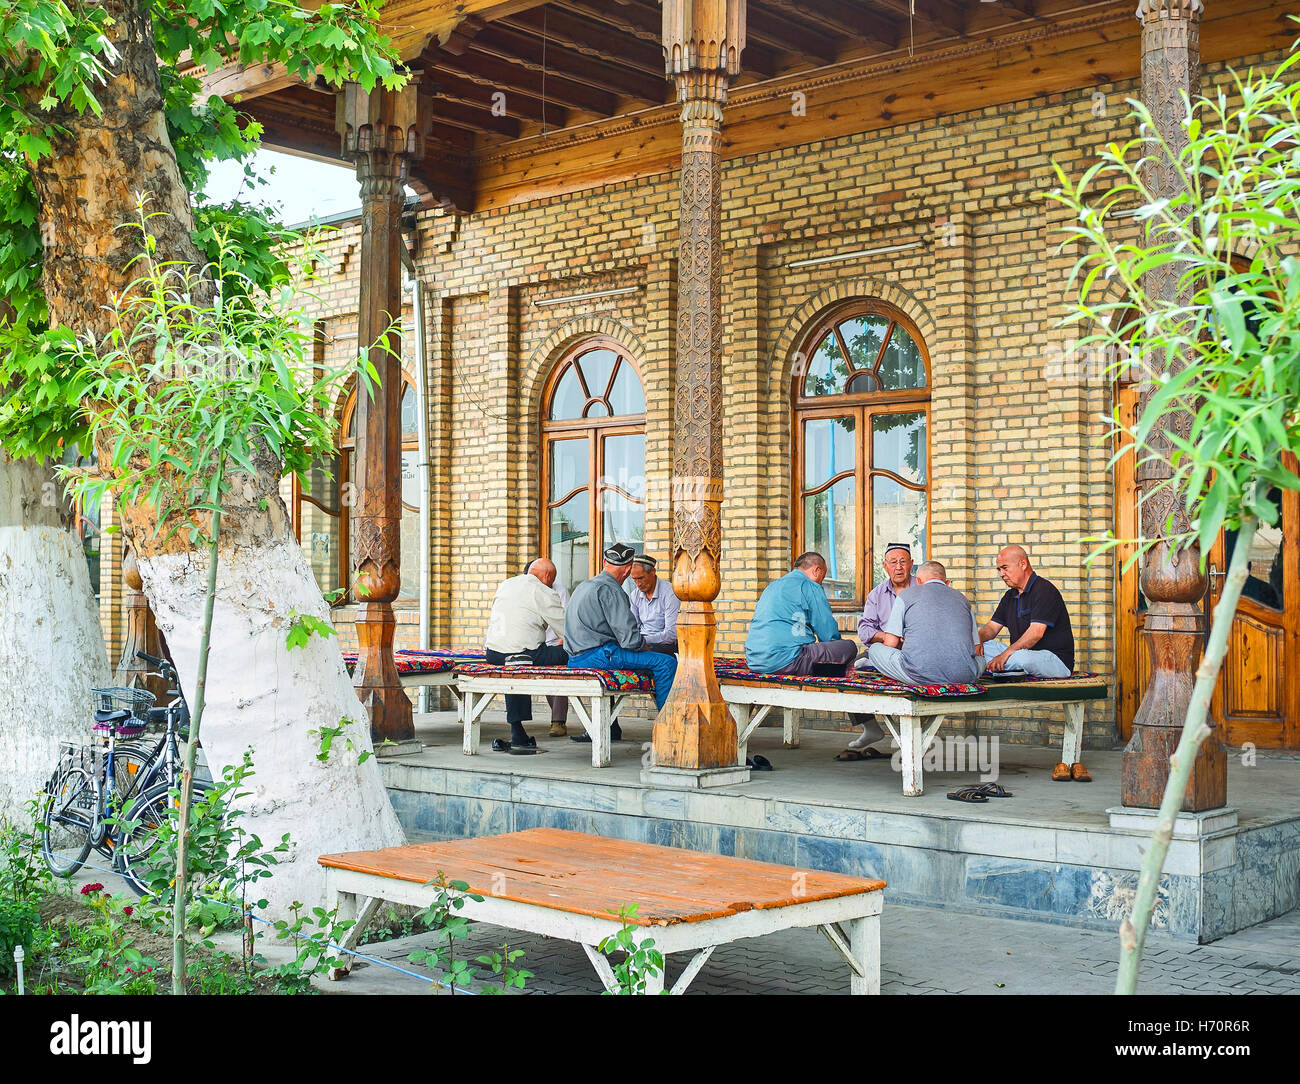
0,0,407,909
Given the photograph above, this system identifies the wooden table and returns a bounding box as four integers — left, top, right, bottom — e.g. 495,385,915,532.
320,827,886,994
719,675,1109,796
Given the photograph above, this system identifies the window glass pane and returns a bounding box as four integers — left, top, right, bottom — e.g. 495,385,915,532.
302,502,341,598
802,416,856,490
550,365,585,420
585,401,610,418
303,451,340,513
878,324,926,390
602,433,646,501
577,349,617,400
343,397,355,441
601,491,645,557
400,448,421,510
550,438,588,500
838,315,891,372
400,382,419,439
804,478,856,602
871,476,926,586
397,499,421,607
550,493,590,595
847,373,879,394
608,360,645,416
802,332,848,397
1226,489,1284,610
872,411,927,484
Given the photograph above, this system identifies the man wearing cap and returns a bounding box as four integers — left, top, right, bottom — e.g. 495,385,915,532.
627,554,680,654
565,543,678,741
483,557,568,750
837,541,918,760
866,560,983,685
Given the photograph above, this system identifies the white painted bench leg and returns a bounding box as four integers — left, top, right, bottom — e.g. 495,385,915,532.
849,914,880,995
582,943,620,993
734,703,752,764
592,696,610,767
783,707,799,748
462,691,480,755
328,891,383,980
1062,702,1084,765
898,715,924,796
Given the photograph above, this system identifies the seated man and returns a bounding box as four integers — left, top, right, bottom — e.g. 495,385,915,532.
746,551,857,675
483,557,568,751
627,554,680,654
977,546,1075,679
565,543,677,742
839,541,918,760
866,561,982,686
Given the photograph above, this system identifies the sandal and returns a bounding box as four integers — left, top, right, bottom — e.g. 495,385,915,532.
833,747,890,762
946,786,989,803
974,782,1014,798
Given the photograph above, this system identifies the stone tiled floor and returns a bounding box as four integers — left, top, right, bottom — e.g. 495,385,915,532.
328,899,1300,996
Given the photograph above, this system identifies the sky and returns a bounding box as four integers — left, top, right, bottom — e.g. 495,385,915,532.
202,148,362,227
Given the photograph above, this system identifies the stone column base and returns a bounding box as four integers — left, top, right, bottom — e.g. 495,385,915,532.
641,764,751,790
375,738,425,759
1107,805,1239,837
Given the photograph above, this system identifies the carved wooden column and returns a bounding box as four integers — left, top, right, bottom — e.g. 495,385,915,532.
1121,0,1226,810
648,1,747,786
113,545,169,702
336,84,427,742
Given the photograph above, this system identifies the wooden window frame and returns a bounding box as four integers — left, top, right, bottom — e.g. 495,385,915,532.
791,301,932,610
541,338,647,585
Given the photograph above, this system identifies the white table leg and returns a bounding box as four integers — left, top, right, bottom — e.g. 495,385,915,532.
783,707,800,748
733,703,752,764
849,915,880,995
462,690,488,755
1063,702,1084,765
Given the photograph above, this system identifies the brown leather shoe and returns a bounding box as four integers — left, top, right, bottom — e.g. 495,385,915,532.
1070,762,1092,783
548,721,568,737
1051,762,1072,782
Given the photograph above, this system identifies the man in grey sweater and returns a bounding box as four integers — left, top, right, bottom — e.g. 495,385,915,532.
865,561,983,686
565,543,678,741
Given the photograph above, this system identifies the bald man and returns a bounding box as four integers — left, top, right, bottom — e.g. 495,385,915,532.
977,545,1074,679
484,557,569,750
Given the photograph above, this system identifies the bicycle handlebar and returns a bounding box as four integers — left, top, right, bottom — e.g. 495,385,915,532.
136,650,167,668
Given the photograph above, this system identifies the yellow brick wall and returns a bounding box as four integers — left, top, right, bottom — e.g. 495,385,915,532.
97,49,1286,746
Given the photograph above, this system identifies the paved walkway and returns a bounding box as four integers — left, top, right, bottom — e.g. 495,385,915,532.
329,899,1300,996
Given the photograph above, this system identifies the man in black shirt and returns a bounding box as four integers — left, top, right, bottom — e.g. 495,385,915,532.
977,545,1074,678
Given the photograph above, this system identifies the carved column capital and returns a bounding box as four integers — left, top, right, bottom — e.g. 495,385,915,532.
662,0,746,78
1135,0,1203,25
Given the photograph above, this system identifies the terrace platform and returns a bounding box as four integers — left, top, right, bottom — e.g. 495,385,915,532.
379,711,1300,944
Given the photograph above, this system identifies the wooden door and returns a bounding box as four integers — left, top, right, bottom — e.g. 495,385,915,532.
1116,384,1299,747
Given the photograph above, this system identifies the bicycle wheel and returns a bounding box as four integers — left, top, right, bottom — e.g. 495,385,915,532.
40,766,96,877
115,779,214,897
110,739,161,808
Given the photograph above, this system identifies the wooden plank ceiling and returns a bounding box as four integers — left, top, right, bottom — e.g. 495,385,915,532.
227,0,1295,211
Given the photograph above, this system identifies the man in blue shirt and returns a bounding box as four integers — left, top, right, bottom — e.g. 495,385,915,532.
745,552,858,675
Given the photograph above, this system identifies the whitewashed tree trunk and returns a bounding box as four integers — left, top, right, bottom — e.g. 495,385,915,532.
139,528,404,915
0,453,109,823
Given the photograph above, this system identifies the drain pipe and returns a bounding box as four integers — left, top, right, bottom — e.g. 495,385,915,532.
402,249,433,714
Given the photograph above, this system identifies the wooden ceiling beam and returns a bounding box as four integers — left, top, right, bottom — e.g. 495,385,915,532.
867,0,970,38
470,25,668,104
746,7,841,62
768,0,901,49
425,68,557,125
497,7,667,80
427,96,522,137
429,48,618,114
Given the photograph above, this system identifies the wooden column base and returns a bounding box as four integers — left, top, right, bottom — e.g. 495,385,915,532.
353,601,413,742
1121,608,1226,811
652,602,738,770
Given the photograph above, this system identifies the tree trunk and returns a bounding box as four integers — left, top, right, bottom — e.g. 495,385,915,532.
24,0,403,907
0,453,109,823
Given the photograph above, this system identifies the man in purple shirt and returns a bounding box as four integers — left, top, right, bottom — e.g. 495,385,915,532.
836,542,917,761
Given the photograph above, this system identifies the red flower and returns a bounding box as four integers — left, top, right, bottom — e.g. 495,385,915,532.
80,883,104,896
122,906,134,916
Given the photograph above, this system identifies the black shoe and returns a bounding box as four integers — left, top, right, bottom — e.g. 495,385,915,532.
570,725,623,744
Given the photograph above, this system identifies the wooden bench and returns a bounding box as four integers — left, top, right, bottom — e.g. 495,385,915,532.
719,674,1109,796
320,827,886,994
456,669,651,767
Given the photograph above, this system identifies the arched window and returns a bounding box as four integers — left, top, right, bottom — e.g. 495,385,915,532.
792,301,930,606
542,340,646,594
292,372,422,606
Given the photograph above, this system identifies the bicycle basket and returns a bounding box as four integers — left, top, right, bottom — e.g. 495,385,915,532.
91,686,155,736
